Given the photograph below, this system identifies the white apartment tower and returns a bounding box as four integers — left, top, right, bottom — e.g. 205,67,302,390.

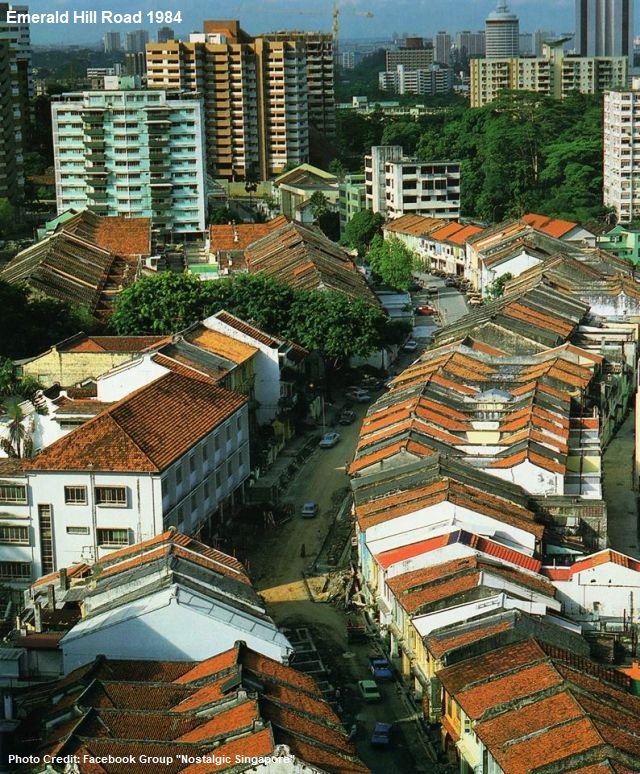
52,89,207,234
576,0,633,57
485,0,519,58
603,90,640,224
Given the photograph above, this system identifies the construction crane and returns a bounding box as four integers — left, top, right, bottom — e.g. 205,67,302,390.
333,2,373,58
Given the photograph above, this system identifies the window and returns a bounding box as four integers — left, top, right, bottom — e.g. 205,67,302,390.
64,486,87,505
0,561,31,580
97,528,129,546
0,484,27,504
189,454,196,474
66,526,90,535
94,487,127,507
0,525,29,544
176,465,183,485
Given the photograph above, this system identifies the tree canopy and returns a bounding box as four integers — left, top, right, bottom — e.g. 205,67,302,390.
340,210,385,257
112,271,394,365
367,235,415,291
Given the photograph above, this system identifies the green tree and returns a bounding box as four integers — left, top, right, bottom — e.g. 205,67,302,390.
367,235,415,290
340,210,384,256
486,272,513,299
111,272,206,334
381,120,421,154
0,199,16,238
0,397,30,458
328,159,348,179
287,290,387,365
208,205,233,224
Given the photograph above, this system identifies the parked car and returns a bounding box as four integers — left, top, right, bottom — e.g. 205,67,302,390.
319,431,340,448
415,305,436,316
369,657,393,681
402,340,418,352
301,502,318,518
357,680,382,702
444,277,458,287
371,722,393,747
361,375,384,389
338,409,356,425
345,387,371,403
426,284,440,294
408,280,422,292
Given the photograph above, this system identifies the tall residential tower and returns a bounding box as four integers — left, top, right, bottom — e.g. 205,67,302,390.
576,0,633,57
485,0,519,58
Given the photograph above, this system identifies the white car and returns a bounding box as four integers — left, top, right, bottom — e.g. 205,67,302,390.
301,502,319,518
319,431,341,448
402,340,418,352
345,388,371,403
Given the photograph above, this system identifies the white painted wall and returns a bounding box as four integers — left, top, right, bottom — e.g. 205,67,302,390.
480,249,543,293
551,562,640,621
97,356,167,402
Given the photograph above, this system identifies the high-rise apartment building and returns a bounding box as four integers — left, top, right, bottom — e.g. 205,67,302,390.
146,20,329,180
52,89,207,234
103,31,121,53
434,31,452,65
485,0,519,58
455,30,486,57
470,40,627,106
0,2,31,199
365,145,460,220
379,64,454,96
576,0,633,57
603,90,640,223
125,29,149,53
157,26,175,43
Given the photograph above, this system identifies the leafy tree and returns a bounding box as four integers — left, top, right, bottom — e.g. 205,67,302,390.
367,235,415,290
381,120,421,154
0,199,16,239
111,272,206,335
286,290,387,364
486,272,513,299
208,205,233,225
328,159,348,179
340,210,384,256
309,191,330,220
0,397,31,458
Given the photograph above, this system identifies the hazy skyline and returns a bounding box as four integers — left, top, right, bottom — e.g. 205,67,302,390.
23,0,593,45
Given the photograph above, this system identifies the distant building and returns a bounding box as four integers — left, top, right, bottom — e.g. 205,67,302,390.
470,40,627,106
365,145,460,220
102,30,121,52
576,0,633,57
156,25,174,43
598,223,640,264
379,63,453,96
434,31,452,64
485,0,519,58
52,89,207,235
124,28,149,53
455,30,486,57
125,50,146,76
386,38,434,70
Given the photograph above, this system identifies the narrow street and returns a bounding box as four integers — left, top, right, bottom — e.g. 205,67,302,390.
241,396,438,773
603,409,640,558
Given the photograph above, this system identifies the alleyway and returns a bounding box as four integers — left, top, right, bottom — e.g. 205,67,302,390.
602,409,640,558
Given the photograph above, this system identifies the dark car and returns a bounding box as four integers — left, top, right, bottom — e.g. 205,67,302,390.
444,277,458,287
371,722,393,747
369,656,393,681
339,409,356,425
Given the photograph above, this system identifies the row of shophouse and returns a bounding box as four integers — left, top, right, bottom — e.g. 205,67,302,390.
349,221,640,770
0,310,317,587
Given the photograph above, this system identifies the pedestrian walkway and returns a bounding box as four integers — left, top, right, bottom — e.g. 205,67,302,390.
602,410,639,558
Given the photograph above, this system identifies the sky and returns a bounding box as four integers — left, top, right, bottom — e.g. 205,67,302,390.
23,0,595,46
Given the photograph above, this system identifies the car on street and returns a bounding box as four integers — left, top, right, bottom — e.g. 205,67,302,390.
369,656,393,681
426,284,440,294
319,431,340,448
345,387,371,403
338,409,356,425
357,680,382,702
301,502,319,518
371,722,393,747
415,305,436,316
402,340,418,352
444,277,459,287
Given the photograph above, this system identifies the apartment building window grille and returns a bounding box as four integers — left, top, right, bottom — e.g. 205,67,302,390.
97,528,129,547
0,484,27,504
38,504,54,575
0,561,31,580
94,487,127,507
66,526,90,535
0,525,29,544
64,486,87,505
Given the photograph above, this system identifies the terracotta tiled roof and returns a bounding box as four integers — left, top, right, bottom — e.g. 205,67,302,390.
24,372,247,472
522,212,578,239
426,618,515,660
59,335,169,353
0,458,25,476
95,217,152,256
209,215,289,252
542,549,640,580
383,214,448,237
